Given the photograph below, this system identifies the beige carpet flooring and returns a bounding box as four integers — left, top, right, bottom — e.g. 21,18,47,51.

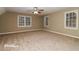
0,30,79,51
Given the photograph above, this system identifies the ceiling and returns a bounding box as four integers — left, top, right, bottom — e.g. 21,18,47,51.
5,7,67,15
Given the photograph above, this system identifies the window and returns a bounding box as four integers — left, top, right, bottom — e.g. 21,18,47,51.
64,10,78,29
44,16,48,27
17,15,32,27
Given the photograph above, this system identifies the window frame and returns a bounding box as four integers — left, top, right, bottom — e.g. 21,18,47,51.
64,10,78,30
44,16,48,27
17,15,32,27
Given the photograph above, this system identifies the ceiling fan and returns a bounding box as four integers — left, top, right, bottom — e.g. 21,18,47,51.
32,7,44,15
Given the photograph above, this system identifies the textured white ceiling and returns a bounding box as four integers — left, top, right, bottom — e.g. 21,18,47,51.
5,7,67,15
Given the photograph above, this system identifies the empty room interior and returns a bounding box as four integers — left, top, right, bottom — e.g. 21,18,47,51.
0,7,79,51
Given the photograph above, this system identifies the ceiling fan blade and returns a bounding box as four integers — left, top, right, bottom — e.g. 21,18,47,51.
38,11,41,13
39,9,44,11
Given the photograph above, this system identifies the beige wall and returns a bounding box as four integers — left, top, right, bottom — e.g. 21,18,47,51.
0,7,79,37
0,12,43,33
45,7,79,37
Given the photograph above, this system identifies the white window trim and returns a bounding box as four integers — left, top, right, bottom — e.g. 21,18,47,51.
17,15,25,27
44,16,48,27
25,16,32,27
17,15,32,27
64,10,78,30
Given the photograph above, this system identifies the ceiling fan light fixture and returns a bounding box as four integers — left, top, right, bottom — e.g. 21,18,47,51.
34,11,38,14
32,7,44,15
34,7,37,11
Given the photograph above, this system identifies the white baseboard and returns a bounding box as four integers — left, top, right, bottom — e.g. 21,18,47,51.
43,29,79,39
0,29,79,39
0,29,42,35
